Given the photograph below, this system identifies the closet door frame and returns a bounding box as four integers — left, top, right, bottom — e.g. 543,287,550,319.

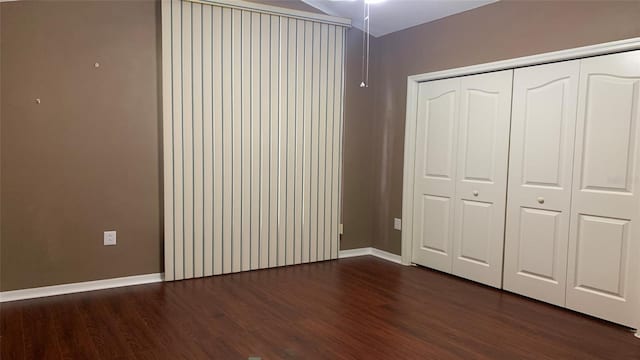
402,37,640,331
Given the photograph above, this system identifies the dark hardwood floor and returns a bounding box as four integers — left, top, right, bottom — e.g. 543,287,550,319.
1,256,639,359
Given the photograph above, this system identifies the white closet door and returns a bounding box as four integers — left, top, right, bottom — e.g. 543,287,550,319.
412,78,460,273
451,70,513,288
566,50,640,327
503,61,580,305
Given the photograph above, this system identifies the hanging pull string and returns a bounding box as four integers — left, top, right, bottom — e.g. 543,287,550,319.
360,1,370,88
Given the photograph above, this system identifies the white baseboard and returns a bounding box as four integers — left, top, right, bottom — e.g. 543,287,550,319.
339,247,403,264
1,250,399,302
0,273,164,303
338,247,372,258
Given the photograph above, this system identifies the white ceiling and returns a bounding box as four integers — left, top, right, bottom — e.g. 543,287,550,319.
302,0,497,37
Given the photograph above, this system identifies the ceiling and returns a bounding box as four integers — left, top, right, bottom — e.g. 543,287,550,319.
302,0,498,37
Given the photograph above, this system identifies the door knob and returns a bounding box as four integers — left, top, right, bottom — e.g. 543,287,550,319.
537,197,545,204
473,190,479,197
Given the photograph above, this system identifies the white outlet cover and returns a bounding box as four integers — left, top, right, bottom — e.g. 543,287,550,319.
394,218,402,231
104,230,117,246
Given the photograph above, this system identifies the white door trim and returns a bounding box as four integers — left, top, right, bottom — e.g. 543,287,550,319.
0,273,164,303
402,37,640,268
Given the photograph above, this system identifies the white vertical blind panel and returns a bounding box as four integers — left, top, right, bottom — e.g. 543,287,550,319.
212,5,224,276
259,13,271,269
325,24,336,260
310,22,320,263
172,0,184,281
182,0,194,279
294,19,305,265
231,8,243,273
162,0,346,280
241,10,252,272
221,7,233,274
285,19,297,265
302,20,313,264
161,0,175,281
193,3,204,278
250,11,261,271
269,15,280,267
278,18,289,267
317,23,328,261
202,4,213,277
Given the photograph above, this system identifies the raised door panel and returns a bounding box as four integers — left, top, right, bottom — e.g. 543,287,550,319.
517,208,562,281
580,76,637,195
504,61,579,306
424,94,457,180
462,90,497,183
567,50,640,327
452,70,512,288
412,78,460,273
418,195,452,257
574,215,629,298
458,200,493,266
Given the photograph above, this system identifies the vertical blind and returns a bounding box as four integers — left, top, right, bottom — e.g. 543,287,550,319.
161,0,348,280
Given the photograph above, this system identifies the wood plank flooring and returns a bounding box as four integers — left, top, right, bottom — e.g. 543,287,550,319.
1,256,639,359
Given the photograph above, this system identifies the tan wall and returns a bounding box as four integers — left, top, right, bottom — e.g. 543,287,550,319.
342,28,377,250
369,0,640,254
1,0,162,291
6,0,637,290
0,0,372,291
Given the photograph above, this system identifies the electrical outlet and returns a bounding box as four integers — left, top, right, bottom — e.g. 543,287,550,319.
394,218,402,231
104,230,117,246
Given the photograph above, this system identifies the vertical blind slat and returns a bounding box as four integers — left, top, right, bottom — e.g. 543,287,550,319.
231,8,243,273
259,13,271,269
212,5,224,276
250,11,261,271
309,22,321,263
172,0,185,280
193,3,204,278
318,23,328,261
221,7,233,274
202,4,213,277
294,19,305,265
285,18,297,265
278,18,289,267
161,0,175,281
268,15,280,267
241,10,253,272
325,24,336,260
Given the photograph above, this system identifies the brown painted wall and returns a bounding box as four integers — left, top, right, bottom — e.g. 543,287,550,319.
1,0,162,291
0,0,372,291
341,28,377,250
369,0,640,255
8,0,635,289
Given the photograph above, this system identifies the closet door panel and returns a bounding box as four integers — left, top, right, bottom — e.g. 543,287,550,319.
504,61,579,306
412,78,460,273
452,70,513,288
566,50,640,327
